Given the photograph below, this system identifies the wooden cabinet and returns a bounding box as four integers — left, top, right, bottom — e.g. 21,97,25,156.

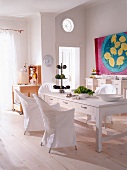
97,79,112,87
12,85,40,113
28,65,42,85
111,80,127,95
85,78,127,95
85,78,98,91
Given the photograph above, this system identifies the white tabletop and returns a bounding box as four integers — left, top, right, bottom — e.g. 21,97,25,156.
44,92,127,108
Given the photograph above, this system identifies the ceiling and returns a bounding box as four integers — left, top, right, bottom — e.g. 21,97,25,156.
0,0,100,18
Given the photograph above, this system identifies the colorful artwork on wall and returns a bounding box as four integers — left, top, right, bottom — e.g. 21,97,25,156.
95,32,127,75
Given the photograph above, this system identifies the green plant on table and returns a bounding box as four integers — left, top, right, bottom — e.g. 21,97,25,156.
74,86,94,95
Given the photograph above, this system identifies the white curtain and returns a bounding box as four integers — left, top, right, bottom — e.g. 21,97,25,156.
0,30,20,111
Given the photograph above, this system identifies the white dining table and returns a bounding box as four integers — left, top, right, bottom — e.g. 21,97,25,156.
43,92,127,152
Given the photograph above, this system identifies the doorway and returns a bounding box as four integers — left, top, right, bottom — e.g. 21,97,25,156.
59,47,80,90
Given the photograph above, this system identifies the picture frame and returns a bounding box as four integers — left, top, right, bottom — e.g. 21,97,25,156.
95,32,127,75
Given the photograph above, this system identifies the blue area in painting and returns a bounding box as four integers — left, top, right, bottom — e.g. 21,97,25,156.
102,32,127,72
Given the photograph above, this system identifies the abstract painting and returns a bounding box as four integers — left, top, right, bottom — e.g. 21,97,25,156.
95,32,127,75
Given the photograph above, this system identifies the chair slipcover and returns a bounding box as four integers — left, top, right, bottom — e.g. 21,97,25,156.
38,83,53,99
94,84,117,123
95,84,116,95
33,94,77,150
15,89,61,134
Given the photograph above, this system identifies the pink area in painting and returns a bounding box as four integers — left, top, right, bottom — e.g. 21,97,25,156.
95,34,127,75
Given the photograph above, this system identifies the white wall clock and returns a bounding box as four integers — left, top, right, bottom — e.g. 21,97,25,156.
43,55,54,67
62,18,74,32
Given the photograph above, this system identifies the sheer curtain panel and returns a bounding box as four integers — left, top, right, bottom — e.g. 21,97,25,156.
0,31,20,111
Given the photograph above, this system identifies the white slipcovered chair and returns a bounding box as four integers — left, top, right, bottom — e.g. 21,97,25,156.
38,83,53,99
33,94,77,153
95,84,116,95
15,89,60,135
91,84,117,125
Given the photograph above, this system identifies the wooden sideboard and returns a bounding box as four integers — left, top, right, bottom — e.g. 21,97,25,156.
12,85,40,113
85,78,127,96
85,78,98,91
111,80,127,95
97,78,112,87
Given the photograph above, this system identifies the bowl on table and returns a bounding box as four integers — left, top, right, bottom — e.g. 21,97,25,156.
78,93,90,99
96,94,122,102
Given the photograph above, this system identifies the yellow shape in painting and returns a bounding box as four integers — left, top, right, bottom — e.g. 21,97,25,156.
110,47,117,55
111,34,117,43
115,41,120,48
118,48,123,55
119,36,126,42
109,57,115,67
116,56,124,66
126,52,127,55
121,43,127,51
104,52,111,59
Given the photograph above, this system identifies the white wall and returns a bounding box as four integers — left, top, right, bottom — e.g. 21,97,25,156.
27,13,42,66
27,7,86,85
27,6,86,85
41,13,56,84
0,17,28,71
27,0,127,83
2,0,126,86
85,0,127,77
27,13,57,84
56,6,86,85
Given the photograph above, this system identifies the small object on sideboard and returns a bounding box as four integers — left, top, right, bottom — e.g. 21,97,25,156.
28,65,42,85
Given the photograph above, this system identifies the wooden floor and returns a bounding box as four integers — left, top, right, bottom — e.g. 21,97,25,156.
0,111,127,170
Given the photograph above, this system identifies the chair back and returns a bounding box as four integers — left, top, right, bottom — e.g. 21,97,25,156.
95,84,116,94
15,89,44,131
33,94,58,130
33,94,76,149
15,89,37,116
38,83,53,94
33,94,75,128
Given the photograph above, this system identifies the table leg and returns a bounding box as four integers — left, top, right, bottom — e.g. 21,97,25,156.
96,108,102,152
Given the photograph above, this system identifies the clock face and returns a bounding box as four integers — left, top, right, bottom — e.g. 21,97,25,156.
43,55,54,67
62,18,74,32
